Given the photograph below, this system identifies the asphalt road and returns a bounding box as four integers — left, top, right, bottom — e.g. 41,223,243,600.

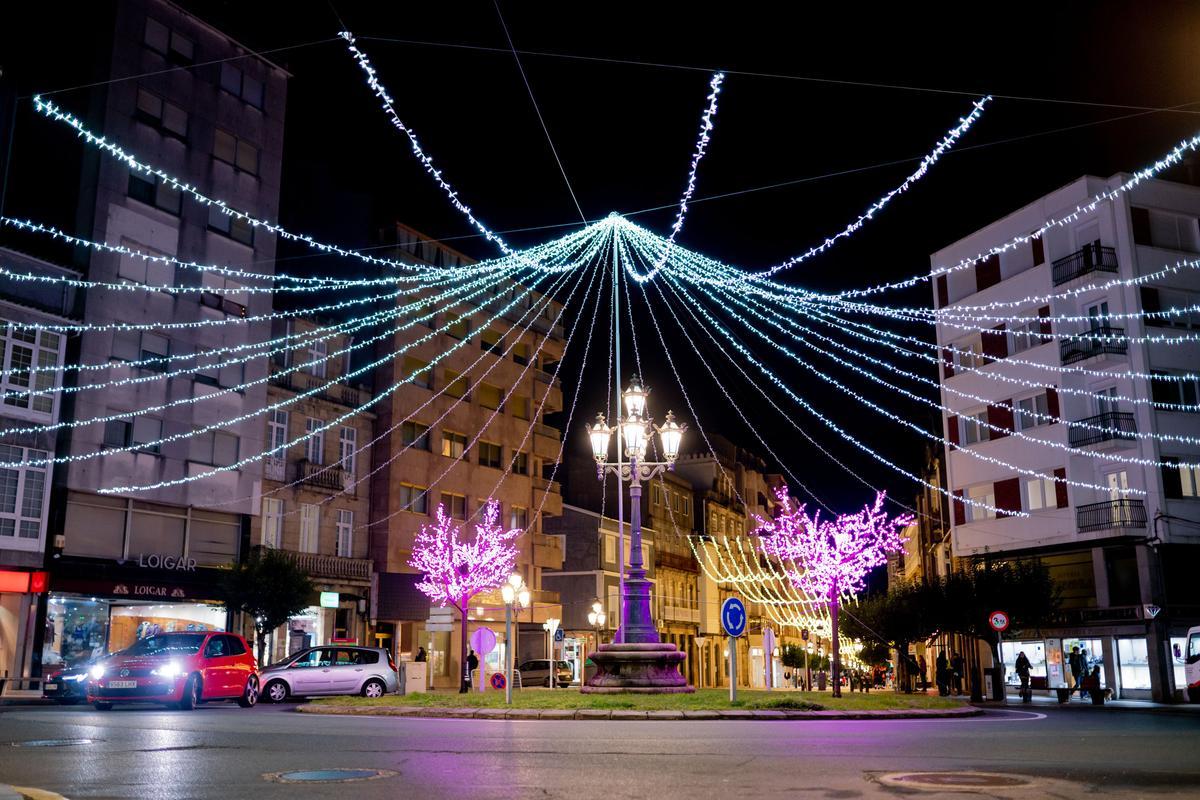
0,702,1198,799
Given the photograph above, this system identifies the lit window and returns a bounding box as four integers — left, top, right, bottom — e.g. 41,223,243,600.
441,431,467,460
965,484,996,521
1024,474,1056,510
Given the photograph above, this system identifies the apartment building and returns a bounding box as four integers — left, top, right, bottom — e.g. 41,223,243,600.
369,223,565,688
41,0,289,676
933,174,1200,701
249,318,375,661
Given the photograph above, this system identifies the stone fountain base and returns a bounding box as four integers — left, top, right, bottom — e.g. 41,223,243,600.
580,642,694,694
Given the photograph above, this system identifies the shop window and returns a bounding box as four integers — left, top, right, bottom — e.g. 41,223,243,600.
1117,637,1152,690
1,323,62,416
128,172,181,215
0,444,48,541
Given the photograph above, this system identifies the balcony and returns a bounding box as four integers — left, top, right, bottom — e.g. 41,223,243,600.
297,459,346,491
1060,326,1127,366
1068,412,1138,449
533,475,562,495
264,455,285,482
1052,244,1118,286
270,370,371,409
662,605,701,624
286,551,372,582
1076,498,1147,533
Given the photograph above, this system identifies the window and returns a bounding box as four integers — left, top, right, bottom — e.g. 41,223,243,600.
143,18,194,64
219,63,264,109
299,503,319,553
604,534,617,564
954,336,984,370
1,324,62,416
1163,457,1200,499
103,416,163,454
444,370,468,400
441,431,467,460
1016,393,1050,430
194,360,243,390
401,421,430,451
511,450,528,475
268,410,289,455
513,342,530,366
1024,474,1057,511
302,340,327,378
336,509,353,557
399,484,428,515
199,269,250,315
964,484,997,521
441,492,466,520
445,312,469,340
305,418,324,465
512,396,530,420
1086,301,1110,331
0,445,48,541
212,129,260,175
478,384,503,411
188,430,239,467
134,88,187,139
404,356,432,389
961,410,990,446
1150,372,1200,411
338,427,357,476
1009,316,1044,354
128,172,181,215
480,329,502,355
261,497,283,547
207,204,254,246
1134,207,1200,252
117,237,176,289
111,330,169,373
478,441,502,469
509,506,528,530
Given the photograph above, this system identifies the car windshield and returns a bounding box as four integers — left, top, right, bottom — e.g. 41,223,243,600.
122,633,205,657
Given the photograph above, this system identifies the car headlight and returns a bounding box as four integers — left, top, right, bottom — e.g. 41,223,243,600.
67,673,88,682
151,662,182,679
89,664,105,680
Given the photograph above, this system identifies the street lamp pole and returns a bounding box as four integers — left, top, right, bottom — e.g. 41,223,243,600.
501,573,530,705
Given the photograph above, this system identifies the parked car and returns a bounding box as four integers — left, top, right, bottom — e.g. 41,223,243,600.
260,645,398,702
517,659,573,688
42,663,92,704
87,632,259,711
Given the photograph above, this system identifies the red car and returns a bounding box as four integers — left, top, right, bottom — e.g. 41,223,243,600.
87,631,259,711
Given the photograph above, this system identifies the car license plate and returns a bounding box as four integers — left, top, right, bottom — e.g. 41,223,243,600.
108,680,137,689
43,683,58,691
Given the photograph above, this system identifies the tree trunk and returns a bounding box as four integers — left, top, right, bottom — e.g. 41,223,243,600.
830,589,841,698
257,626,268,668
458,603,469,693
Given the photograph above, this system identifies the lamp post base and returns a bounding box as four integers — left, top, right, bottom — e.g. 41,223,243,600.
580,642,694,694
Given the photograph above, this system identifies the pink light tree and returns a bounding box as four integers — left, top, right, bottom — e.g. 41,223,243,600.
754,487,911,698
409,499,522,692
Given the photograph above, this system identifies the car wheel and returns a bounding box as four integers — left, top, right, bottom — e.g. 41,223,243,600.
361,678,386,698
264,679,289,704
177,674,200,711
237,676,259,708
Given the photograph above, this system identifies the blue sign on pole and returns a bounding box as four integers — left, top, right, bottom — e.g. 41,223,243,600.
721,597,747,638
554,628,565,642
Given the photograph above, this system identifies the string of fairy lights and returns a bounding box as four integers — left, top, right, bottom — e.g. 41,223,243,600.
5,27,1198,652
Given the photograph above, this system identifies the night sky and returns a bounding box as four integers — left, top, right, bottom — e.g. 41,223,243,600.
5,2,1200,512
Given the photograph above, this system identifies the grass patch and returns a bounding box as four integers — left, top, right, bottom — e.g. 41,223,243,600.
309,688,964,713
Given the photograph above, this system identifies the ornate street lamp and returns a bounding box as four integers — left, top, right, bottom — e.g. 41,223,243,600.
582,376,693,694
500,573,530,705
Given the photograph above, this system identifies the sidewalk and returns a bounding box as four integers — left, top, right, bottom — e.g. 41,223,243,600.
995,692,1200,714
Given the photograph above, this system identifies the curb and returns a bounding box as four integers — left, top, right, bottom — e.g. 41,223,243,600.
295,704,980,721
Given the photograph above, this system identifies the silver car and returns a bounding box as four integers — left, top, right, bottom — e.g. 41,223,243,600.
260,646,398,702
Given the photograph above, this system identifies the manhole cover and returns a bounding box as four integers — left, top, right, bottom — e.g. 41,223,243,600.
265,768,395,784
880,772,1032,790
12,738,96,748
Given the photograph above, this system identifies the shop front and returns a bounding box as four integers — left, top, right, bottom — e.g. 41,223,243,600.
0,569,49,693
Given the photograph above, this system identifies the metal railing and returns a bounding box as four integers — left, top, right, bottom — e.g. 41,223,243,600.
1068,412,1138,448
298,459,346,491
1060,325,1127,365
270,370,368,408
1052,244,1118,286
1076,498,1147,532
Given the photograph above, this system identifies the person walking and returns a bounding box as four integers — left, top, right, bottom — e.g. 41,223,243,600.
1068,646,1086,699
936,651,950,696
951,652,965,696
462,649,479,693
918,654,928,691
1015,651,1033,703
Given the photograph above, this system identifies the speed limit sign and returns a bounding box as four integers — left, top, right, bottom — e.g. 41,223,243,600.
989,610,1010,632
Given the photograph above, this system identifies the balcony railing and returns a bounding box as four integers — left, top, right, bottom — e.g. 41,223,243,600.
1060,325,1127,365
533,423,562,441
1068,411,1138,448
532,475,562,495
286,551,372,581
270,370,370,408
264,455,286,482
1076,498,1147,533
1052,244,1118,286
298,459,346,491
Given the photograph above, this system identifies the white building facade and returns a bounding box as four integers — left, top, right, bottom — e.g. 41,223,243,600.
933,174,1200,701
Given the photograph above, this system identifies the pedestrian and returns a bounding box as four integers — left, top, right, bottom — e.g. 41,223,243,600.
462,649,479,693
1069,646,1086,699
918,654,928,690
1081,665,1104,705
936,652,949,696
415,647,427,663
1015,650,1032,703
951,652,965,695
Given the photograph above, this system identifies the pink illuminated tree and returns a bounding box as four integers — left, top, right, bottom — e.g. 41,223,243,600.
754,487,911,698
409,499,522,692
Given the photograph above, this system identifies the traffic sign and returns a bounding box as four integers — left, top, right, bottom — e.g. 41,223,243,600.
554,627,565,642
988,610,1010,632
490,672,506,690
801,628,809,641
470,627,497,656
721,597,747,637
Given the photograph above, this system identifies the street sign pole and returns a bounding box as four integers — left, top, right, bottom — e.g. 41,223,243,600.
720,597,747,704
729,635,737,704
505,604,514,705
